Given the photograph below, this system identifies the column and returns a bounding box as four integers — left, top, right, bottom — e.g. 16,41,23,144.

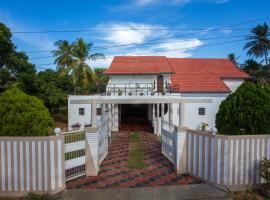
161,103,164,133
91,101,97,127
179,103,185,127
108,104,112,137
169,103,173,131
156,103,160,135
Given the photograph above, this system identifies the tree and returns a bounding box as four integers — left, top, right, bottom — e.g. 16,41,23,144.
216,82,270,135
53,38,105,94
35,69,73,114
244,23,270,68
0,88,54,136
0,23,36,93
228,53,239,65
93,68,109,93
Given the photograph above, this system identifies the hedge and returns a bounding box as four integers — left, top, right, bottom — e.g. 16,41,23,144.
0,87,54,136
216,82,270,135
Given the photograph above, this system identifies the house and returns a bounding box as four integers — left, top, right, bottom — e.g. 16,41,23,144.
68,56,249,134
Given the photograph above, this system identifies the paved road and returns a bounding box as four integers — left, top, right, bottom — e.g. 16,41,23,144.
61,183,232,200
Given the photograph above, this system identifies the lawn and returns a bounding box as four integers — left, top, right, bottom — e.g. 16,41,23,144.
128,133,145,169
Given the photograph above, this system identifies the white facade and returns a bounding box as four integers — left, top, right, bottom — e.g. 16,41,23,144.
67,74,245,132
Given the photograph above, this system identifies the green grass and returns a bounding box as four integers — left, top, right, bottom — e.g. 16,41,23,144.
128,133,145,169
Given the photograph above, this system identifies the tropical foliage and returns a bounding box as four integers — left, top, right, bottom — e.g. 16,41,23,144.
244,23,270,68
260,157,270,186
53,38,105,94
216,82,270,135
0,88,54,136
0,22,36,93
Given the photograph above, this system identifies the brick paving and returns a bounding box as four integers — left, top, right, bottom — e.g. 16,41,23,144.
66,131,201,189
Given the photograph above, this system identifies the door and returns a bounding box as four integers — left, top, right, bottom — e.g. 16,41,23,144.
157,75,164,93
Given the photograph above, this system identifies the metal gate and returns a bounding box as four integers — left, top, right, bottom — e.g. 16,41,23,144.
63,131,86,181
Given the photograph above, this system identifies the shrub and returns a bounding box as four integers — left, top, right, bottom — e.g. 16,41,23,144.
23,192,60,200
216,82,270,135
0,87,54,136
260,157,270,186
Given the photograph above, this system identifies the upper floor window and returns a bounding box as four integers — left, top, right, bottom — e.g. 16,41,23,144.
79,108,85,115
198,107,205,115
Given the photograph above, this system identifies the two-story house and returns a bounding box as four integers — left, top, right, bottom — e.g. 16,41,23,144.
68,56,249,134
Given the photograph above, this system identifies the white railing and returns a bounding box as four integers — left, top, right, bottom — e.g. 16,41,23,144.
62,130,86,181
161,121,177,163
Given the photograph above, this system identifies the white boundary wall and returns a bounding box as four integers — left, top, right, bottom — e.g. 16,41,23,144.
0,136,65,197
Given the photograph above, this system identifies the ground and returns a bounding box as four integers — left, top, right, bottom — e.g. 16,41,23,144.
232,189,270,200
53,114,68,131
66,131,200,189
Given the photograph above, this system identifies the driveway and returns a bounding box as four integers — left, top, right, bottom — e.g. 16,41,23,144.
66,131,200,189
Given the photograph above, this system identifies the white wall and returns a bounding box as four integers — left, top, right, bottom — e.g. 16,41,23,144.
68,96,92,131
223,78,244,92
108,74,171,84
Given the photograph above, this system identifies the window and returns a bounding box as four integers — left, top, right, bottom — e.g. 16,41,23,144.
198,107,205,115
79,108,85,115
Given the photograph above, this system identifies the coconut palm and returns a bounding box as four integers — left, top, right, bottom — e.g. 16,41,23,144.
53,40,74,71
244,23,270,68
53,38,105,94
228,53,240,65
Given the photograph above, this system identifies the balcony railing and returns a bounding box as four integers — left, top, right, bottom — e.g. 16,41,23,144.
104,83,180,96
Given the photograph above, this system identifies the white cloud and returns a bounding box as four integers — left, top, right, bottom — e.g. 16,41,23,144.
219,28,232,34
116,0,229,9
96,22,169,45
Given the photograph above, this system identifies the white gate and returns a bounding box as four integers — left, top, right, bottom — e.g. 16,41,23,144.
161,121,176,163
63,131,86,181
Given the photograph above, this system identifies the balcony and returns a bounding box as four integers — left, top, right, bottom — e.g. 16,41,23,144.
103,83,180,96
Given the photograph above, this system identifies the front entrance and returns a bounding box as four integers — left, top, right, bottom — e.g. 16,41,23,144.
119,104,152,132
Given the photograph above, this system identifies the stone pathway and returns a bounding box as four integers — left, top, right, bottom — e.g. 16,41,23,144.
62,184,232,200
66,131,200,189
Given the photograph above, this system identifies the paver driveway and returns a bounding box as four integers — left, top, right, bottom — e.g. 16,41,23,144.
66,131,200,189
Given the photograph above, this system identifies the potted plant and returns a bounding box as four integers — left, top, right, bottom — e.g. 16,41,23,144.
201,122,209,132
260,157,270,197
72,122,81,130
117,88,123,96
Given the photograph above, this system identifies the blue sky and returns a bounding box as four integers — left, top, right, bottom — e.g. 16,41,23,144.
0,0,270,70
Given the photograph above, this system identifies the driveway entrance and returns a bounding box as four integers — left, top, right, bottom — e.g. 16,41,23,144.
66,131,200,189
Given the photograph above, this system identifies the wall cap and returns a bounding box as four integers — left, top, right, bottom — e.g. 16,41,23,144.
85,127,99,133
177,126,188,132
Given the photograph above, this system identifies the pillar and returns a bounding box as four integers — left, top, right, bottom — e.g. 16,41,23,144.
179,103,185,127
91,101,97,127
161,103,164,134
156,103,160,135
175,127,188,174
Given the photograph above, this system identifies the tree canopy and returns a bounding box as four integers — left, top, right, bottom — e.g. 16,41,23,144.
0,23,36,93
244,23,270,68
53,38,105,94
0,88,54,136
216,82,270,135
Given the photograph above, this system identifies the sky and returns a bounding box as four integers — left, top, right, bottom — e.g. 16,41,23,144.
0,0,270,70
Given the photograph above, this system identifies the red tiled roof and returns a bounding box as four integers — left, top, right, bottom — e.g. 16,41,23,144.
105,56,250,93
168,58,250,93
104,56,174,75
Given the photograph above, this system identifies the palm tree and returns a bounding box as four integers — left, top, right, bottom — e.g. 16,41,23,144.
228,53,240,65
53,38,105,94
244,23,270,68
53,40,74,72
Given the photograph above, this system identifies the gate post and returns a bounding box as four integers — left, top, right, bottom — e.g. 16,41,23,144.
175,126,188,174
85,101,100,176
85,127,100,176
